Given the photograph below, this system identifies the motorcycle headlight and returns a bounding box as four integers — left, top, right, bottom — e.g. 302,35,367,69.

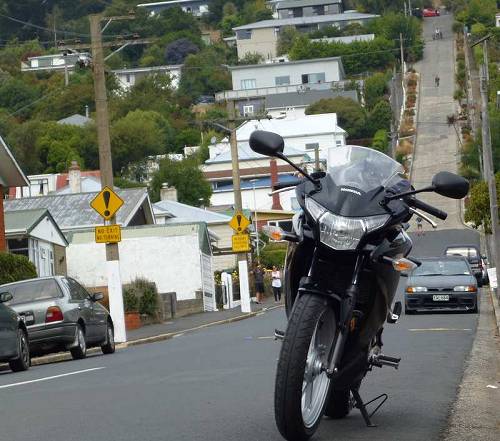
305,198,390,251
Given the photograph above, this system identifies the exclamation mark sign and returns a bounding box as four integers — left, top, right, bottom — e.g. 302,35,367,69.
237,214,242,232
103,190,111,217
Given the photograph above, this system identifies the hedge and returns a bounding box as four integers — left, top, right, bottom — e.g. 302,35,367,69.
0,252,37,286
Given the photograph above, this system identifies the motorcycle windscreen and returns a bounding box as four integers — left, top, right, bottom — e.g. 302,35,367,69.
327,145,404,193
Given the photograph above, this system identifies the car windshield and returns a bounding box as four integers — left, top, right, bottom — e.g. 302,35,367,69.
413,260,471,276
2,279,62,305
445,247,478,260
327,145,404,193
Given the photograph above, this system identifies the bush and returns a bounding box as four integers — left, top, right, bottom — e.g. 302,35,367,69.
260,243,287,268
0,252,37,286
123,278,159,318
372,129,389,153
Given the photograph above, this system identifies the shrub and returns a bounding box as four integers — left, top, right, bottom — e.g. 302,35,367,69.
0,252,37,286
372,129,389,153
123,278,159,317
123,288,139,313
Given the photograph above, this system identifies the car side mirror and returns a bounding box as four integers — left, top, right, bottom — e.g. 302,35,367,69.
431,171,469,199
0,292,13,303
91,292,104,302
249,130,285,157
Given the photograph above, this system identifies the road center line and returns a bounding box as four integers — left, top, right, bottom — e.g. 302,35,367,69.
408,328,472,332
0,367,106,390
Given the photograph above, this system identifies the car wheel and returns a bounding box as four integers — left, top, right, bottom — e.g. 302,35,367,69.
70,324,87,360
101,323,115,355
9,329,30,372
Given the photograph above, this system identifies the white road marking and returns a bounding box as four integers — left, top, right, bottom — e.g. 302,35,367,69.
408,328,472,332
0,367,105,390
486,385,498,389
257,336,275,340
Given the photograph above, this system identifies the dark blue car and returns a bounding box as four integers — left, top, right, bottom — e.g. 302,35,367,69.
0,291,30,372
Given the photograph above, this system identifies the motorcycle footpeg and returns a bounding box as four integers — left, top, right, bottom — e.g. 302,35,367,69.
274,329,285,341
378,354,401,363
370,354,400,369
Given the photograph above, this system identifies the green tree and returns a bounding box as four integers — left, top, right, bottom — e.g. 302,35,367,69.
464,174,500,234
150,157,212,206
372,129,389,153
366,100,392,135
305,97,366,139
111,110,173,174
277,26,300,55
364,72,390,109
0,77,41,119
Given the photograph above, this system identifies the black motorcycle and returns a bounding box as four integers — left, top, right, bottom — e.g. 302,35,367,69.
248,131,469,441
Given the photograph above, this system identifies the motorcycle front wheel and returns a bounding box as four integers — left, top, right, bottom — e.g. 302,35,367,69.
275,293,338,441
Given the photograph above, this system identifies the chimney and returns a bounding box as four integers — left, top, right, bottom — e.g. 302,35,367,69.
270,159,283,210
68,161,82,194
160,183,178,202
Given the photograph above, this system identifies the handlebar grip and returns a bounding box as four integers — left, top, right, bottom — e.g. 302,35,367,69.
273,178,302,191
409,198,448,220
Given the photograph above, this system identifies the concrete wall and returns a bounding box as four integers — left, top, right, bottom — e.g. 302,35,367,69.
232,59,343,90
237,28,277,60
66,232,203,301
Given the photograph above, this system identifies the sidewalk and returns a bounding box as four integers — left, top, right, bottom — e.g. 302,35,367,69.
127,296,282,343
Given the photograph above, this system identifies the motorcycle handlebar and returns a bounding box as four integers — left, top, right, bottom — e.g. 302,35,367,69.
407,198,448,221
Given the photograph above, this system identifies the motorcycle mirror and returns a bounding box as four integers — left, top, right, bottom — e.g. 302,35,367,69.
431,171,469,199
249,130,284,157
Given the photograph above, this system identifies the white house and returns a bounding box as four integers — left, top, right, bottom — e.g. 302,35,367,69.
276,0,344,18
137,0,210,17
112,65,182,91
21,52,91,72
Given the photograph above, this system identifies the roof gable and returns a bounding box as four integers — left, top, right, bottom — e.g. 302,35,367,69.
0,135,29,188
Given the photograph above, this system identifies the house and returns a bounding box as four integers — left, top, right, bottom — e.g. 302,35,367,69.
9,162,102,199
137,0,210,17
310,33,375,43
233,11,379,60
21,52,91,73
4,187,155,233
153,185,235,270
112,65,182,91
5,209,68,277
65,222,217,312
215,57,358,117
0,135,30,252
57,113,93,127
276,0,344,19
202,143,310,212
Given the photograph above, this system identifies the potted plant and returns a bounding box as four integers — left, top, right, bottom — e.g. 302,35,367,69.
123,287,141,330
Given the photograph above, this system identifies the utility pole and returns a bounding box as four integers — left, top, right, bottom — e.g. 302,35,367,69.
89,14,126,342
314,145,320,171
400,33,405,77
226,100,252,312
476,37,500,292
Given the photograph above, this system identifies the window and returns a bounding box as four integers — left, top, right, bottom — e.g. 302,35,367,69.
291,8,303,18
301,72,326,84
243,105,254,116
236,29,252,40
63,278,89,301
275,75,290,86
6,279,63,306
312,6,326,16
241,79,256,90
305,142,319,151
336,140,343,147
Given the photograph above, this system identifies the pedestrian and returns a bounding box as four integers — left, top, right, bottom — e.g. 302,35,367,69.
416,216,424,236
271,266,282,302
254,264,265,304
435,75,440,87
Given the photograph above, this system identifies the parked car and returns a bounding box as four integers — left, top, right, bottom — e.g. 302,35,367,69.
405,256,478,314
0,292,30,372
423,8,440,17
0,276,115,359
444,244,483,286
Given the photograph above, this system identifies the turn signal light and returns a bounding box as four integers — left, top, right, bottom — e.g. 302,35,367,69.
262,225,284,241
453,285,477,292
392,258,418,272
46,306,64,323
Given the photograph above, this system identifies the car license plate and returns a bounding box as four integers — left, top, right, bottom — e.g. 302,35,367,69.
433,295,449,301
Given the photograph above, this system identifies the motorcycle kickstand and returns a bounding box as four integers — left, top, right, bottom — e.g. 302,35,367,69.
350,388,388,428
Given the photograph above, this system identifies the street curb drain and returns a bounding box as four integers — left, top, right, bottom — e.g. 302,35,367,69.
28,305,284,366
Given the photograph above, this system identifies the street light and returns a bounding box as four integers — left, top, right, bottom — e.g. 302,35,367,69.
250,179,260,261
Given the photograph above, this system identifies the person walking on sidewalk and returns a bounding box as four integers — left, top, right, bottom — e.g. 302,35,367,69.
416,216,424,236
271,266,282,302
435,75,440,87
254,264,265,304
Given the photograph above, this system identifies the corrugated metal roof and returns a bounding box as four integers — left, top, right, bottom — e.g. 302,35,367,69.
233,12,379,31
4,188,150,231
265,89,358,109
4,209,47,233
205,144,307,164
153,200,231,224
57,114,93,127
276,0,342,9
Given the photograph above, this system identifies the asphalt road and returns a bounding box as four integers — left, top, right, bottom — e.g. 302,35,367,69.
0,228,481,441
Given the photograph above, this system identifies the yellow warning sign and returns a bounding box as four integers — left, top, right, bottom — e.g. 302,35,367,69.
90,186,124,221
232,233,251,253
229,211,251,233
95,225,122,244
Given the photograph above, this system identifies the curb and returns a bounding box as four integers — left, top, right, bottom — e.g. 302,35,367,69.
29,304,284,366
488,288,500,336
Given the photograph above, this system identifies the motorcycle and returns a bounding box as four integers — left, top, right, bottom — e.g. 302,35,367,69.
248,131,469,441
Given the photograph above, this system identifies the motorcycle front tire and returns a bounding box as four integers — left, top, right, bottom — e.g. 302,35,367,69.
275,293,337,441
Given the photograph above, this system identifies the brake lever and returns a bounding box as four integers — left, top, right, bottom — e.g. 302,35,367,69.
409,208,437,229
268,186,296,196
